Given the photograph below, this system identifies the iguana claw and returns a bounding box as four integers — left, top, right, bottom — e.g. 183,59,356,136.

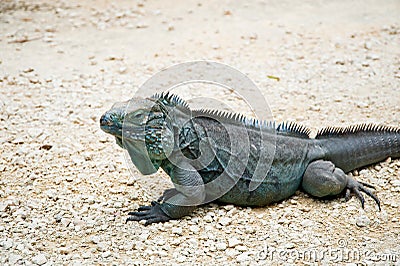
127,201,172,225
345,177,381,211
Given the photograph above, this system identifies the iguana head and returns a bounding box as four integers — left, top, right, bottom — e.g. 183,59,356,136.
100,101,126,147
100,93,189,175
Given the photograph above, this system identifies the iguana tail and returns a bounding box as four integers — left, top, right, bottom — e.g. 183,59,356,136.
316,124,400,172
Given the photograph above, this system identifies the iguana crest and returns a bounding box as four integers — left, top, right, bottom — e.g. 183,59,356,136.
151,92,311,139
316,123,400,139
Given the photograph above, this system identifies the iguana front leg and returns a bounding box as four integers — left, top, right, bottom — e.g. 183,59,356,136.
301,160,381,210
157,188,180,202
127,162,206,225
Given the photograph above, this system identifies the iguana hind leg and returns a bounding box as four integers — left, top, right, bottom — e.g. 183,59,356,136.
302,160,381,210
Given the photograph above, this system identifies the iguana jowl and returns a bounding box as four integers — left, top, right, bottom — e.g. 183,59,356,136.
100,93,400,225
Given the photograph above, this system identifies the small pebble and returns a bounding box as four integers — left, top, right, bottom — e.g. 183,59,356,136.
102,251,112,258
172,227,183,235
218,217,231,226
189,225,200,234
228,237,241,248
216,242,227,251
356,215,371,227
8,253,23,264
236,252,250,262
31,254,47,265
2,238,13,250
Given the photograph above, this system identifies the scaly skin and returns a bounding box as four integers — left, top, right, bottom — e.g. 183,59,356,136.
100,93,400,225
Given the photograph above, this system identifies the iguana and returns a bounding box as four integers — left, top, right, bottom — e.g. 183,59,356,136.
100,92,400,225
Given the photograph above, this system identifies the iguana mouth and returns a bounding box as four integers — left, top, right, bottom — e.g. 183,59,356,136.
100,113,123,136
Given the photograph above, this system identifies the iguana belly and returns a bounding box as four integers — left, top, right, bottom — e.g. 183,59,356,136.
214,164,306,206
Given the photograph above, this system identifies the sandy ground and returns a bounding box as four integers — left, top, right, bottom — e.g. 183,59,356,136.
1,0,400,265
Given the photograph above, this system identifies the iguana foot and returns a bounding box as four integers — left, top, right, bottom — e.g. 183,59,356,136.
302,160,381,210
127,201,172,225
345,177,381,210
157,188,180,202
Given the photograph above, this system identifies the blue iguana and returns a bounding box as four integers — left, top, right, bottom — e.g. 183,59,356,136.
100,93,400,225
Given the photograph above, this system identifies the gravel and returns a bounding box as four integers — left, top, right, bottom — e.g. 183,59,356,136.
1,0,399,265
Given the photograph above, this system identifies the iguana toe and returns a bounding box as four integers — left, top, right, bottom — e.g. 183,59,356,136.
345,177,381,211
132,201,157,212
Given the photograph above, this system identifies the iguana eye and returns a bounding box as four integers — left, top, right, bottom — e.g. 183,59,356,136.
127,110,147,122
134,112,143,119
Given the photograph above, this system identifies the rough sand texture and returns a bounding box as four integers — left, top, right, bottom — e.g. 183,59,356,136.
1,0,400,265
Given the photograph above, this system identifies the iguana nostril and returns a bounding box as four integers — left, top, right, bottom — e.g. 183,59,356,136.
100,114,108,126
